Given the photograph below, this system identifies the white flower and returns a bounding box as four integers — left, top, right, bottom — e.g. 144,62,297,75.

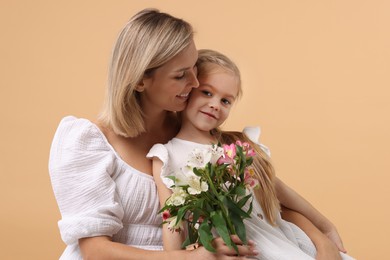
209,145,224,164
166,187,188,206
187,177,209,195
187,148,212,168
175,167,208,195
167,216,183,232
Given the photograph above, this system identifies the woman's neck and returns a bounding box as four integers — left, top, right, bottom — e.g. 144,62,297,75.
139,108,180,146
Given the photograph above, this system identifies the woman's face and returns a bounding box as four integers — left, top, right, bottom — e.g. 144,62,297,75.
140,40,199,113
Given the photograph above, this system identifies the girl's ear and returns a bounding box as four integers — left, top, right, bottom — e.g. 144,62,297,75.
135,82,145,93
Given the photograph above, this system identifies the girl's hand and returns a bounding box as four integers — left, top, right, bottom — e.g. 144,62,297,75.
315,234,342,260
322,224,347,253
188,235,259,260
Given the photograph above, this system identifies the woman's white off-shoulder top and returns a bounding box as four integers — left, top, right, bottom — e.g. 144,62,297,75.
49,116,163,259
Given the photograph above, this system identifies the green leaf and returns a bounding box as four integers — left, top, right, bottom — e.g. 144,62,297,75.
230,211,247,244
246,199,253,215
176,205,190,223
182,222,198,248
198,221,215,252
234,185,246,197
246,157,253,166
193,167,203,177
225,197,251,218
210,211,238,253
237,194,252,208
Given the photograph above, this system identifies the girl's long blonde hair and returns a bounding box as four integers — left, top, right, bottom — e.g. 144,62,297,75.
217,131,280,225
197,49,280,225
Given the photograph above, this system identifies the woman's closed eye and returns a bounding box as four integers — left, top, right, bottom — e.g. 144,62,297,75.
175,71,186,80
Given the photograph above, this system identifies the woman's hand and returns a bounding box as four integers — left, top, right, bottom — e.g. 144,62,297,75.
188,235,259,260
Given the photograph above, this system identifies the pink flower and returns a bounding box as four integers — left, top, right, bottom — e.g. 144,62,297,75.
162,210,171,221
217,144,236,165
223,143,236,158
246,148,256,157
217,156,234,165
244,168,259,189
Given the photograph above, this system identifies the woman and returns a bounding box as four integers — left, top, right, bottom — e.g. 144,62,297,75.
49,8,257,259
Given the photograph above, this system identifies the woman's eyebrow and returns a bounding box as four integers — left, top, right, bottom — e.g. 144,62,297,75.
173,67,190,72
174,64,197,73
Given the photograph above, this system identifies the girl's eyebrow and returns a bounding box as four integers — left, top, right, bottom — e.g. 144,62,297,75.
199,83,237,100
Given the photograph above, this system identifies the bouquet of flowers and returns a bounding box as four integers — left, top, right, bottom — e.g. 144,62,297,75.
160,141,259,253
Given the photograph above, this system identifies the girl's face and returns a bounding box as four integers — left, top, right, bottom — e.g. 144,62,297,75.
139,40,199,113
182,68,239,132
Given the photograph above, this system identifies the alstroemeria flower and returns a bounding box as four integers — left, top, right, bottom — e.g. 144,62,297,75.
162,210,171,221
246,148,256,157
180,167,208,195
166,187,188,206
217,144,237,165
209,145,224,164
224,143,236,158
244,167,259,189
236,141,256,158
187,148,212,168
167,216,183,232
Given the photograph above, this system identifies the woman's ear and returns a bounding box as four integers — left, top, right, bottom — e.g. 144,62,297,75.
136,74,152,92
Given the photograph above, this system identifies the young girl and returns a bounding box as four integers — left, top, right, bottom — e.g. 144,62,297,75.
148,49,355,260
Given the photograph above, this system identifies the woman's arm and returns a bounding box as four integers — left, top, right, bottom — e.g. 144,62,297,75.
152,157,184,250
79,236,186,260
281,207,342,260
275,177,346,253
79,235,258,260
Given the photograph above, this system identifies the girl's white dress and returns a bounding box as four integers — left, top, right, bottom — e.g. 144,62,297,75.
49,116,163,259
147,128,355,260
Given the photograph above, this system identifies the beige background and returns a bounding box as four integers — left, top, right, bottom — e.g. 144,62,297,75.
1,1,389,259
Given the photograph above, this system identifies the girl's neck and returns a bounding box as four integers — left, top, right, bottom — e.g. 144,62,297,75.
175,123,218,145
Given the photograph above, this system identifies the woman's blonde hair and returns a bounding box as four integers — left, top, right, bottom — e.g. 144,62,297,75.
197,49,280,224
99,8,194,137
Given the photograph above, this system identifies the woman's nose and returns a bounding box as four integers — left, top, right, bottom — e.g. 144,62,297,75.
188,67,199,88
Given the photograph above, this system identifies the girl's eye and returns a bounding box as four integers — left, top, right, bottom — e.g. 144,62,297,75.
201,90,212,96
221,98,231,105
175,71,186,80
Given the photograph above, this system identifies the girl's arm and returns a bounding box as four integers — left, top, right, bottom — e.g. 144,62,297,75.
281,207,342,260
275,177,346,253
152,157,184,251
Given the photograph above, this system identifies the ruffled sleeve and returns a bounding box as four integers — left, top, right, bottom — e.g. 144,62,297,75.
243,126,271,157
146,143,174,188
48,116,124,245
